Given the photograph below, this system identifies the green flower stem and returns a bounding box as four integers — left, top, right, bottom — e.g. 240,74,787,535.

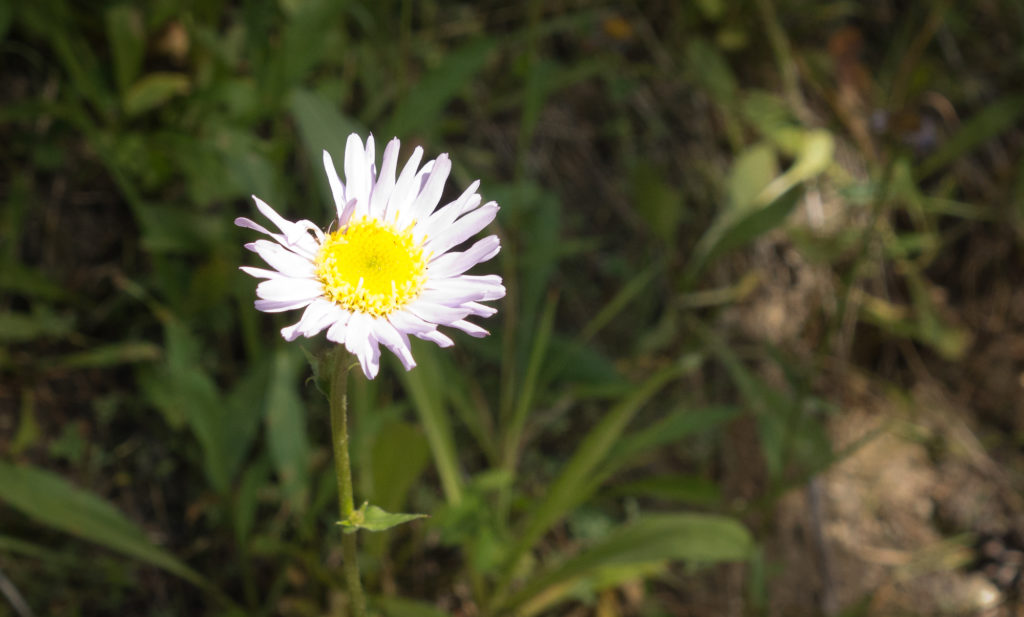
328,350,366,617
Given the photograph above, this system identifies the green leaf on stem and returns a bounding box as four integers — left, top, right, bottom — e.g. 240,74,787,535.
338,502,427,534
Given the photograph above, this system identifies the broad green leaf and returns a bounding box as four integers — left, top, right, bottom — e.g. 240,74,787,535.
138,323,231,492
123,72,190,116
388,39,495,139
631,163,687,242
369,421,430,513
265,346,311,512
105,4,145,94
339,502,427,534
0,462,204,586
503,513,752,613
288,88,365,207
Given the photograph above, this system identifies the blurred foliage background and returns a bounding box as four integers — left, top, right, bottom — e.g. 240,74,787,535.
3,0,1024,615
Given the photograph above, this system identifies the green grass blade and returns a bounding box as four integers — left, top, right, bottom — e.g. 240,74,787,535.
502,513,752,614
398,342,464,504
495,359,691,600
0,462,205,587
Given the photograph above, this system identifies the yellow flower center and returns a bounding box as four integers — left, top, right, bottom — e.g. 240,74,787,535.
315,217,427,316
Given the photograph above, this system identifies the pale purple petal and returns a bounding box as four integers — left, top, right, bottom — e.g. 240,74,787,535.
414,329,454,348
325,315,350,344
450,319,489,338
256,277,323,303
245,240,316,278
427,235,500,278
239,266,287,280
372,319,416,371
255,298,315,313
463,301,498,318
345,312,382,379
424,203,499,255
426,274,506,301
417,181,480,242
388,310,438,335
281,299,343,341
406,299,473,325
385,146,424,223
405,153,450,223
344,134,372,219
369,138,400,218
235,215,318,260
323,150,347,220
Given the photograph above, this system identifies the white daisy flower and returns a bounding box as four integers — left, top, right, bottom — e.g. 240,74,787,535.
236,134,505,379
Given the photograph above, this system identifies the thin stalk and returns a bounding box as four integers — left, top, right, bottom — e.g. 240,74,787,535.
328,351,366,617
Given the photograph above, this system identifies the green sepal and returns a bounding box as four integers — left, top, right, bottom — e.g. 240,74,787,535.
338,502,427,534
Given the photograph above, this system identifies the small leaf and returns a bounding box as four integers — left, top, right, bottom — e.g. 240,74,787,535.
123,72,190,116
338,502,427,534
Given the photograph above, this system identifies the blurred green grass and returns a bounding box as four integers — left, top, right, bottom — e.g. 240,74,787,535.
2,0,1024,615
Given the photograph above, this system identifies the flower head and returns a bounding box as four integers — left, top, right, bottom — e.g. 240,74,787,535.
237,134,504,379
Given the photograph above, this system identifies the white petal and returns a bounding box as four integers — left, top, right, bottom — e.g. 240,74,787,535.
325,314,351,344
406,153,450,223
386,146,424,223
450,319,489,338
425,203,499,255
369,138,400,218
417,287,483,307
256,277,323,302
388,310,438,335
323,150,347,221
253,196,313,247
338,197,358,227
235,215,318,260
345,312,381,379
281,299,342,341
417,181,480,241
427,275,506,302
245,240,316,278
372,319,416,371
464,301,498,318
255,298,315,313
344,134,372,219
406,299,472,325
239,266,286,280
427,235,500,278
